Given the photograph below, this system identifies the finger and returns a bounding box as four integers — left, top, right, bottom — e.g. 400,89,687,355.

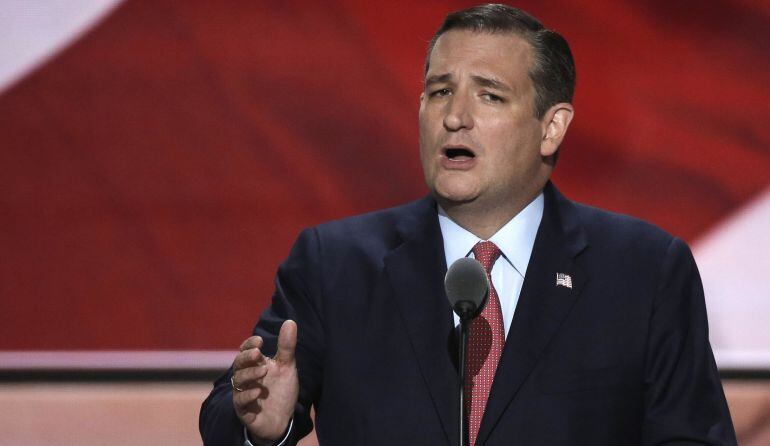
274,320,297,365
232,364,269,388
233,384,266,409
233,346,266,371
239,336,263,352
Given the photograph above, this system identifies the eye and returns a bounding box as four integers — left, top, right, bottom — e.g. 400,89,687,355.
481,92,504,103
429,88,452,98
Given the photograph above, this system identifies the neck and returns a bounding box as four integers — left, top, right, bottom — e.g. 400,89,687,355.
439,188,542,240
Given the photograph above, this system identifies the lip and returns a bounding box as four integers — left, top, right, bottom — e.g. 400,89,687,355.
440,145,477,170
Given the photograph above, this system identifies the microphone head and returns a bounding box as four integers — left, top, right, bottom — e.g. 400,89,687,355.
444,257,490,320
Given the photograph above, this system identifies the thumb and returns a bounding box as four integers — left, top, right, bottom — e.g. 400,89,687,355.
275,319,297,365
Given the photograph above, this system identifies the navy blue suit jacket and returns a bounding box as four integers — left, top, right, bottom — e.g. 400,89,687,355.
200,183,736,445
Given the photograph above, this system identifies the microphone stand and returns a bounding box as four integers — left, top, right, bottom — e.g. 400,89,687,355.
445,257,489,446
457,304,475,446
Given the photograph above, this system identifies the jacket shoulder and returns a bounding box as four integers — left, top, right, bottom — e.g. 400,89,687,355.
311,196,433,249
571,201,678,255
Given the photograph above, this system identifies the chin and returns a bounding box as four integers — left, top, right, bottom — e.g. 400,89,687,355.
428,172,481,203
432,186,479,205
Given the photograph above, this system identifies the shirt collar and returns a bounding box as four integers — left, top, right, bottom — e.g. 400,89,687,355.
438,192,544,277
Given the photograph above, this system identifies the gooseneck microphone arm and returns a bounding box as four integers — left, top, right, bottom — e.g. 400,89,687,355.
445,258,490,446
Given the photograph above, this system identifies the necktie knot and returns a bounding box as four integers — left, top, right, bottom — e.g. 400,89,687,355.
472,241,502,274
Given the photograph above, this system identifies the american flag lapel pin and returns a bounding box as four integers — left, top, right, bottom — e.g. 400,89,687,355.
555,272,573,289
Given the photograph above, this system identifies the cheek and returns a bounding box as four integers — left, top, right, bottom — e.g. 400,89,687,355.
418,135,435,179
498,120,541,157
417,119,430,151
418,103,432,129
418,116,440,155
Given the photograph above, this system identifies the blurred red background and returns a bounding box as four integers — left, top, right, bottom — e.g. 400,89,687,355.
0,0,768,351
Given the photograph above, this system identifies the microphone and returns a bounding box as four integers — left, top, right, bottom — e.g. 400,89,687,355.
444,257,490,446
445,257,490,321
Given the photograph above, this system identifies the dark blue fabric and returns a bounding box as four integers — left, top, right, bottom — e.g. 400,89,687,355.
200,182,736,445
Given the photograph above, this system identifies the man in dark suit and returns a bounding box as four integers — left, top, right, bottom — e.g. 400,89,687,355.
200,4,736,445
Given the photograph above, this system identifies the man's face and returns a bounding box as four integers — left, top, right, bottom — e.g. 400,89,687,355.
419,30,551,210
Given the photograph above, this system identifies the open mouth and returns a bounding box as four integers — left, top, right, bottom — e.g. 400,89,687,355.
444,147,475,160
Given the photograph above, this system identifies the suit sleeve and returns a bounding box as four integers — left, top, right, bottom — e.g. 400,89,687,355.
641,237,737,445
200,228,326,446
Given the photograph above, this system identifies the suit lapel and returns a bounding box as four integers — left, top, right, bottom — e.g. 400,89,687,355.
476,183,589,445
384,196,459,446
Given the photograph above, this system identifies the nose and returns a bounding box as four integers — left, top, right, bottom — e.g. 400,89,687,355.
443,91,474,131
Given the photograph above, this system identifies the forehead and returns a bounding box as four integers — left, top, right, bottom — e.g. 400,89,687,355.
426,30,534,82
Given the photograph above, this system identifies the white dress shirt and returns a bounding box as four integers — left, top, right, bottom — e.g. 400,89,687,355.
439,192,544,338
246,192,544,445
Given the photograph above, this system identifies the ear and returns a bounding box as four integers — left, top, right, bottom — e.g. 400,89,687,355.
539,103,574,157
419,91,425,103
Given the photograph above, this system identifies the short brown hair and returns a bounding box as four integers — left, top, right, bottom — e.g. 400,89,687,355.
425,4,575,119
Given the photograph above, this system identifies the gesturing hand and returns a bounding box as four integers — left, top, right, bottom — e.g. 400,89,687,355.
232,320,299,444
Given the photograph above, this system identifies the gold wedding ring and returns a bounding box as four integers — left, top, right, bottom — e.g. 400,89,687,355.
231,375,244,392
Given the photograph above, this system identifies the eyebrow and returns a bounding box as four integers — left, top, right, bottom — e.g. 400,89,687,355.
425,73,452,87
471,75,512,92
424,73,513,92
